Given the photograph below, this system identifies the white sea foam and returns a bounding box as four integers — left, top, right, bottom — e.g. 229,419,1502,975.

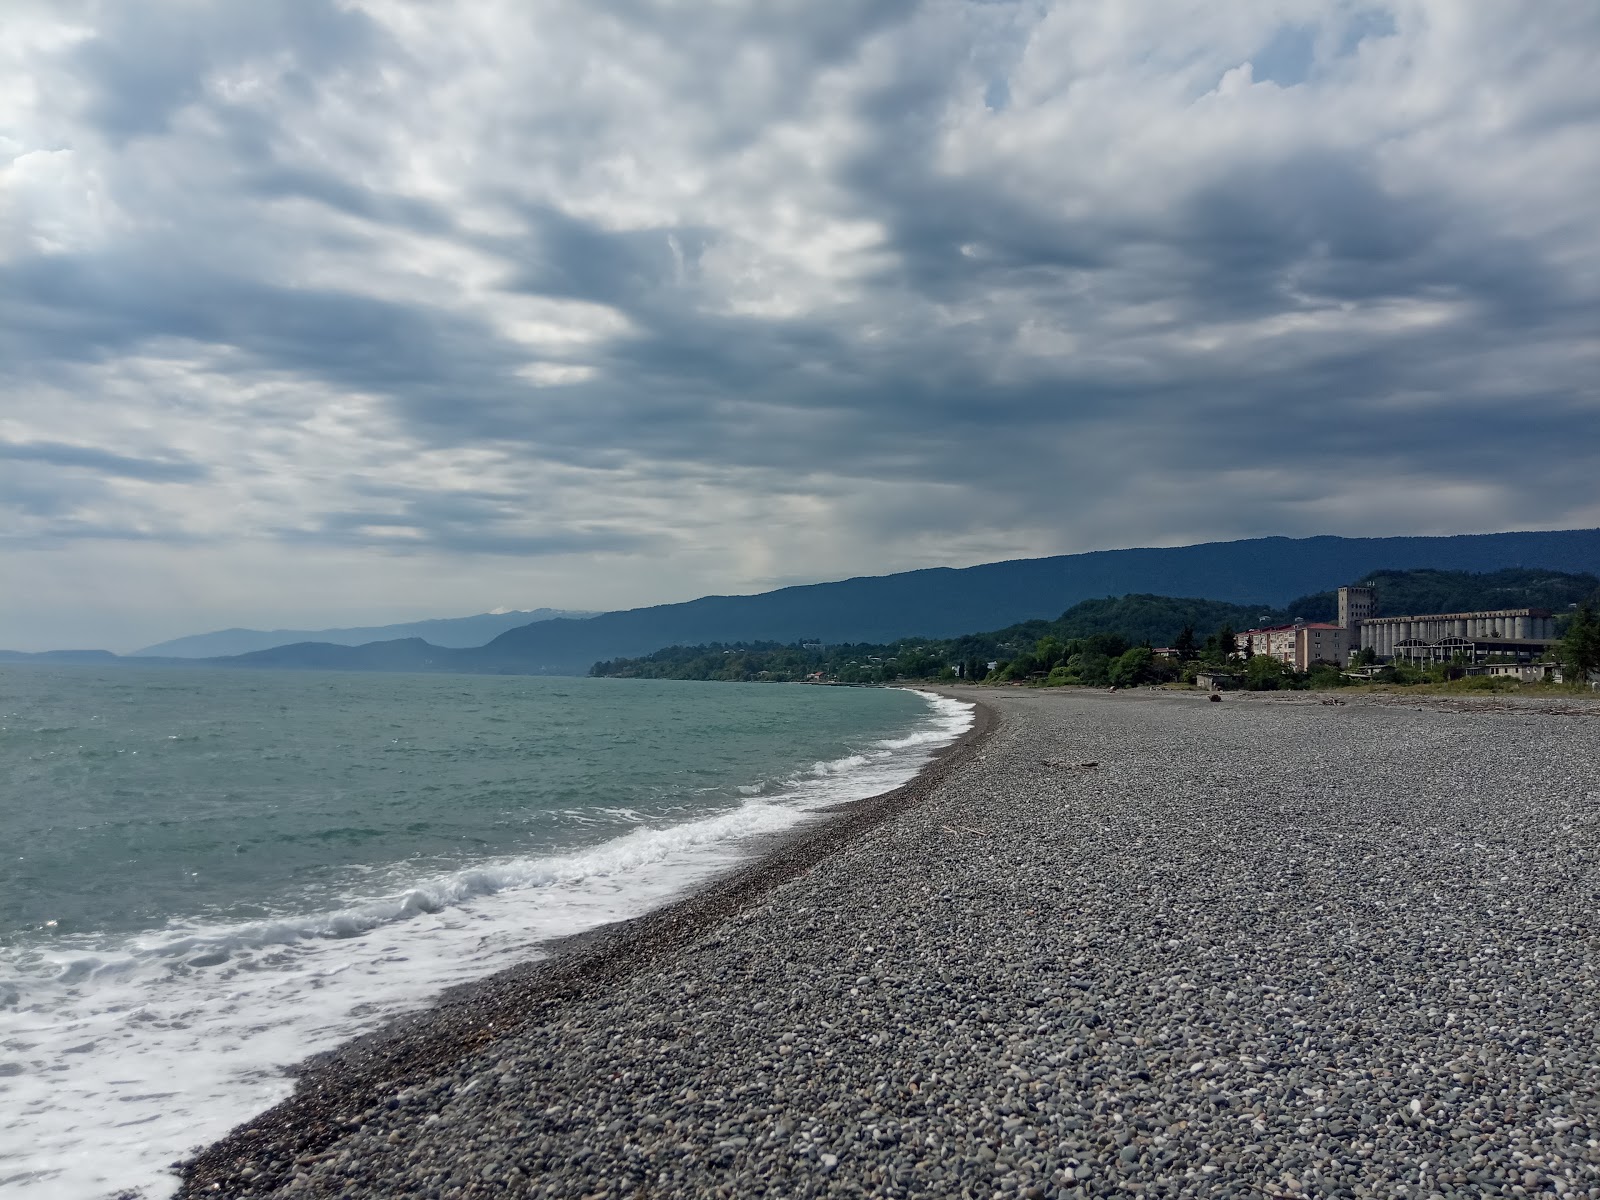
0,691,971,1199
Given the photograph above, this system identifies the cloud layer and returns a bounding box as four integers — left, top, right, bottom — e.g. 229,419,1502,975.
3,0,1599,648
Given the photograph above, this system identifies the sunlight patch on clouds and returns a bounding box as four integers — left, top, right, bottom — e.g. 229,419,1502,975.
494,299,633,350
1,0,1597,645
1177,298,1468,355
515,363,597,386
0,149,123,258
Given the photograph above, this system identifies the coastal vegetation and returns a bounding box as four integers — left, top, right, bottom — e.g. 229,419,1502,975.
590,567,1600,690
1560,602,1600,679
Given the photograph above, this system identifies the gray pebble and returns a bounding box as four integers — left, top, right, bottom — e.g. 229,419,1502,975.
177,690,1600,1199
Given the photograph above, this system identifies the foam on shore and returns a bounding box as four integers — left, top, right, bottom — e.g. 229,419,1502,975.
178,688,1600,1200
0,692,972,1200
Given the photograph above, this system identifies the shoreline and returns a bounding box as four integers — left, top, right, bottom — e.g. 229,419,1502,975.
172,689,1600,1199
173,692,997,1196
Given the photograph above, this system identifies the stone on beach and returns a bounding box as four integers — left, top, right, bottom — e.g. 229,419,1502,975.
180,688,1600,1199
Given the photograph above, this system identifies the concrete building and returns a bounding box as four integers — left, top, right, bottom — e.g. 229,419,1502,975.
1359,608,1556,662
1467,662,1558,683
1390,635,1557,666
1337,585,1376,635
1295,623,1351,669
1471,662,1598,687
1238,621,1351,671
1237,624,1295,665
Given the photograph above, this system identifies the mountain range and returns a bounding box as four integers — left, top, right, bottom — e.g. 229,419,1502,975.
130,608,594,658
8,528,1599,675
204,528,1600,675
592,566,1600,682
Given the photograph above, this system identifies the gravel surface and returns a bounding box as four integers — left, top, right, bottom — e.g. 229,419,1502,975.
179,688,1600,1199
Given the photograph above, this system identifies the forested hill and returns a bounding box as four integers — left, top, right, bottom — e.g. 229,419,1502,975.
1282,567,1600,622
589,592,1268,683
175,530,1600,675
457,528,1600,673
591,568,1600,683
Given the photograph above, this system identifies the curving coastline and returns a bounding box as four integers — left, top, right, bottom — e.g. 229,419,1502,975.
174,693,996,1196
177,688,1600,1198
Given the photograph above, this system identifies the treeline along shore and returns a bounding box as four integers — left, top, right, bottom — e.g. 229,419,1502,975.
179,687,1600,1198
591,567,1600,691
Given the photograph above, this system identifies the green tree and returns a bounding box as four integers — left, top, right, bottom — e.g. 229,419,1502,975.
1108,645,1153,686
1072,651,1112,686
1034,636,1066,672
1083,632,1131,659
1201,625,1238,665
997,653,1037,681
1306,663,1348,689
1560,603,1600,683
1172,624,1198,661
1245,655,1293,690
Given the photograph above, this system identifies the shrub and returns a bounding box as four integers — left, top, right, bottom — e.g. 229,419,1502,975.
1071,652,1112,687
1307,664,1348,689
1245,655,1293,690
1108,646,1154,687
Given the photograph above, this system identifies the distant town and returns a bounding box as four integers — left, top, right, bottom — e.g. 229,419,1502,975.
591,567,1600,692
1196,583,1589,689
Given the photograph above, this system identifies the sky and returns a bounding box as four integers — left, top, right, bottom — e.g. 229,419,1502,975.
3,1,1599,651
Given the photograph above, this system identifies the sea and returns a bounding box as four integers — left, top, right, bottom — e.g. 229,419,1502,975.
0,666,972,1199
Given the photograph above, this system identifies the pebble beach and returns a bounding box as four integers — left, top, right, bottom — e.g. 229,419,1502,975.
178,688,1600,1199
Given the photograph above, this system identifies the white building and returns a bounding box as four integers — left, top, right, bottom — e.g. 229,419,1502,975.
1357,608,1556,662
1237,621,1351,670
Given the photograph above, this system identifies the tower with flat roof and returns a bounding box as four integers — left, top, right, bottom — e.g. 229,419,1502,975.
1338,584,1376,636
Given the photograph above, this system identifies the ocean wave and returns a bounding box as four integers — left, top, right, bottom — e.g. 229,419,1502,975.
0,690,973,1200
48,704,966,985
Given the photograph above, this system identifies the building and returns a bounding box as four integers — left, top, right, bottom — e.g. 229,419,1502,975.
1466,662,1558,683
1333,581,1561,665
1238,621,1351,671
1359,608,1556,663
1294,623,1351,669
1337,585,1376,633
1237,624,1294,665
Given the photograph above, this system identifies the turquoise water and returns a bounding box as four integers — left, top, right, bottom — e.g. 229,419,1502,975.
1,669,935,944
0,666,970,1199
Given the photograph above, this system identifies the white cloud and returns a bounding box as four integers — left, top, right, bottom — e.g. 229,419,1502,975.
1,0,1597,647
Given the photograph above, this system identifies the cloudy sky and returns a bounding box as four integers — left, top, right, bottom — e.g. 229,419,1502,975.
3,1,1598,650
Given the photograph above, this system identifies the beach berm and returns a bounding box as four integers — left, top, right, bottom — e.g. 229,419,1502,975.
180,688,1600,1198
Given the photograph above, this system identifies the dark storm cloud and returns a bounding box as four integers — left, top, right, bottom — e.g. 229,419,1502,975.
0,250,520,396
498,205,712,309
248,165,457,236
293,482,651,557
70,0,385,141
0,440,207,482
5,0,1599,576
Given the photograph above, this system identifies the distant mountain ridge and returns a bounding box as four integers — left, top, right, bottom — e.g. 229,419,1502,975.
0,649,121,664
592,567,1600,683
207,528,1600,675
132,608,595,658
